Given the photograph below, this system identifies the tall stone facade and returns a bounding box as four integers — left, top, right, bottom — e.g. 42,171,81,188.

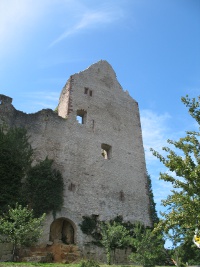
0,60,151,262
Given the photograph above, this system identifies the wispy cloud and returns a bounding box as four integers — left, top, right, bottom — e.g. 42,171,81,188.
140,109,174,213
140,109,171,164
140,109,195,214
0,0,124,59
49,6,123,47
20,91,60,113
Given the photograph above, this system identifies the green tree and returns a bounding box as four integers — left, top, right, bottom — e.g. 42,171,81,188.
24,157,64,217
164,226,186,267
0,204,45,261
177,229,200,265
147,174,159,225
0,127,64,218
165,225,200,266
100,221,130,265
0,127,33,213
129,222,165,267
151,96,200,249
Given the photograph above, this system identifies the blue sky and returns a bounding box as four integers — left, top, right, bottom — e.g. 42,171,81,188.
1,0,200,227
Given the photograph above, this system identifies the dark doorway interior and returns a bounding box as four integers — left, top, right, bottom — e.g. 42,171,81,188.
49,218,75,244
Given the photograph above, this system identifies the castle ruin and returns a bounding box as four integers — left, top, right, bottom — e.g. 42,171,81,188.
0,60,151,262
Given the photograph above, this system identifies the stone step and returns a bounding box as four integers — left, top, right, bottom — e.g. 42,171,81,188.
22,252,54,263
20,243,81,263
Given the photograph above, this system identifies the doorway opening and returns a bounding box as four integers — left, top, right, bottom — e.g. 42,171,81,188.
49,218,75,244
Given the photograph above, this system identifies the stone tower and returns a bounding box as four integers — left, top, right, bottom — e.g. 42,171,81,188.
0,60,151,262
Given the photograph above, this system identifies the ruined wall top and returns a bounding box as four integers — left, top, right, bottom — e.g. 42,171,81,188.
58,60,136,119
0,94,12,105
75,60,127,94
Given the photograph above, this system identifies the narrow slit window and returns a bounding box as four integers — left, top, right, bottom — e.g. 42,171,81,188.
119,191,125,201
68,183,76,192
76,109,87,124
101,144,112,159
89,90,93,97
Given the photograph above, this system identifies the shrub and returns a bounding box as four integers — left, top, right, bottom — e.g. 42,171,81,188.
79,259,100,267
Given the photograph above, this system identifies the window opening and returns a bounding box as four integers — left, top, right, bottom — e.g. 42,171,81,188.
84,87,93,97
101,144,112,159
77,115,83,124
76,109,87,124
84,87,89,94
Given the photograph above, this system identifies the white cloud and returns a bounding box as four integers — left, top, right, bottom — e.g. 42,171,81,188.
49,6,123,47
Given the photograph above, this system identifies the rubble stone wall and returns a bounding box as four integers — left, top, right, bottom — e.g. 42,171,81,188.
0,60,151,262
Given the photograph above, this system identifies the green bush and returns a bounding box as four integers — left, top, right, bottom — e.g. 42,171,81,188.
79,259,100,267
0,204,45,261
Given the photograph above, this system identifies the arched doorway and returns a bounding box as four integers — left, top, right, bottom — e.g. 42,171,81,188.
49,218,75,244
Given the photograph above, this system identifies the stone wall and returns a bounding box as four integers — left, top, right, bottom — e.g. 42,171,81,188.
0,60,151,261
0,242,13,261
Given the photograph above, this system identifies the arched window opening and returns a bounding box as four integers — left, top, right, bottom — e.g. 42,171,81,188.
101,143,112,159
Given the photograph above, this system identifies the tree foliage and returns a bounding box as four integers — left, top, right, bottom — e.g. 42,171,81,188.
24,157,64,218
151,95,200,242
80,215,166,265
129,222,165,267
0,127,64,217
100,222,131,265
79,215,101,242
147,174,159,225
0,127,33,213
0,204,45,261
79,215,140,245
176,230,200,265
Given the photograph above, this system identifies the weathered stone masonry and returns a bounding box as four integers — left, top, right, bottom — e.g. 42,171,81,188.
0,60,151,262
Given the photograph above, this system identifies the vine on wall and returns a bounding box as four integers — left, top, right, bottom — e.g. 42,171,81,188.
79,215,145,248
0,126,64,218
24,157,64,218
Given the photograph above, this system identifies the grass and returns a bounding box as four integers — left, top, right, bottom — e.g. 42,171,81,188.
0,264,78,267
0,264,141,267
0,264,171,267
1,266,142,267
